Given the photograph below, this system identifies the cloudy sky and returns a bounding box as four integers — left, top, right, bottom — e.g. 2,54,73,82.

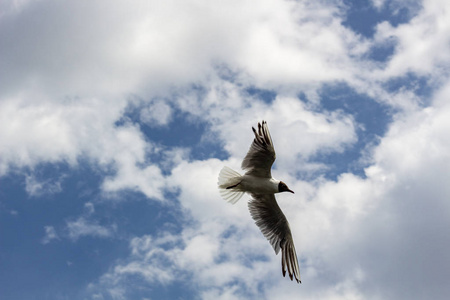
1,0,450,299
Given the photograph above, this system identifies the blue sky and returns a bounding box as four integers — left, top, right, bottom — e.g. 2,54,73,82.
1,0,450,299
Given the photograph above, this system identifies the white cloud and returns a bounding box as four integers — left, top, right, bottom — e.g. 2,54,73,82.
0,0,371,101
370,0,386,9
0,96,123,172
87,158,276,298
89,148,373,299
25,174,64,197
2,0,450,299
140,100,173,127
292,81,450,299
374,0,450,78
169,82,358,175
0,0,373,196
41,225,59,244
84,202,95,215
87,78,450,299
66,217,115,241
0,95,166,200
65,202,116,241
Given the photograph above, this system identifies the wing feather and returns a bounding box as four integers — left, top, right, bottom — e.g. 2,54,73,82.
241,121,276,178
248,194,301,283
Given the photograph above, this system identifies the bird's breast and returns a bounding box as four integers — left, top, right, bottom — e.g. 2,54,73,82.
240,175,279,194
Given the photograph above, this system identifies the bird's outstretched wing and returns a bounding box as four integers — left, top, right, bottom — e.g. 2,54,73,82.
248,193,301,283
241,120,276,178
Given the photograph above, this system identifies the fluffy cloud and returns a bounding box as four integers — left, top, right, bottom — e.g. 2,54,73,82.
66,202,116,241
25,173,65,197
41,225,59,244
0,0,365,199
0,0,371,100
0,0,376,194
66,217,115,241
2,0,450,299
0,94,167,200
0,96,123,171
88,81,450,298
140,100,173,127
39,202,117,243
359,84,450,299
374,0,450,78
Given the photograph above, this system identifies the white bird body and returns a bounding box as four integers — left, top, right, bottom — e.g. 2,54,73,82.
236,175,280,194
218,120,301,283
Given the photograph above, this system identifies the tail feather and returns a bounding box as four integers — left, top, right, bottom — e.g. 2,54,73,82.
218,166,242,188
218,166,245,204
219,189,244,204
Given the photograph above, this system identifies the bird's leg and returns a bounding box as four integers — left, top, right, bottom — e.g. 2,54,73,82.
226,181,242,189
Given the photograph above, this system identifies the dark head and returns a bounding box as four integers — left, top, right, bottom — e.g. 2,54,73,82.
278,181,294,194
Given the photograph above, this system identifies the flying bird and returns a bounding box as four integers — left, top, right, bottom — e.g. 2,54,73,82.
218,120,301,283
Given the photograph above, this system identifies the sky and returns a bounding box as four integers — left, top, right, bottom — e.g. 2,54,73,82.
1,0,450,299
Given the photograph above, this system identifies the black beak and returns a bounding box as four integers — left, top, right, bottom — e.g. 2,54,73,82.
288,189,294,194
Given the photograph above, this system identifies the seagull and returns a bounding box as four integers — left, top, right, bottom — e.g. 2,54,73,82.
218,120,301,283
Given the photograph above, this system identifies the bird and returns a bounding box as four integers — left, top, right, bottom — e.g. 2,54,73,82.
217,120,301,283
